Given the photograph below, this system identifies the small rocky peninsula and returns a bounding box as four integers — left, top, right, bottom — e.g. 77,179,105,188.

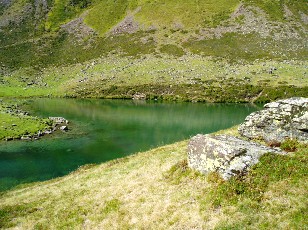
0,100,69,141
188,97,308,179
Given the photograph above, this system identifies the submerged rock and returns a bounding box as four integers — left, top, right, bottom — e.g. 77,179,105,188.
238,97,308,143
188,134,284,180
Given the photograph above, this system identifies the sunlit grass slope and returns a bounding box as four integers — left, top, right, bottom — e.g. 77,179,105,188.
0,0,307,101
1,55,307,102
243,0,308,21
0,127,307,229
84,0,240,34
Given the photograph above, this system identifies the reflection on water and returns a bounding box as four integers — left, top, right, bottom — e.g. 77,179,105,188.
0,99,262,191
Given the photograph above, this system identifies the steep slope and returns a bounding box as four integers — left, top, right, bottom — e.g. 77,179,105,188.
0,0,307,101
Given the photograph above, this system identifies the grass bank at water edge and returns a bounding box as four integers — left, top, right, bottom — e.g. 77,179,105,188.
0,126,307,229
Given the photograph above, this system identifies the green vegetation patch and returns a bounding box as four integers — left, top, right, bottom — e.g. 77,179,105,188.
0,113,50,140
45,0,92,31
184,32,308,62
0,31,156,71
159,44,185,57
71,81,308,103
84,0,133,35
243,0,308,22
134,0,240,29
0,202,40,229
201,142,308,229
0,101,52,140
164,159,204,185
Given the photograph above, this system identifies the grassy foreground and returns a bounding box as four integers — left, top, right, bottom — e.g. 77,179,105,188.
0,127,307,229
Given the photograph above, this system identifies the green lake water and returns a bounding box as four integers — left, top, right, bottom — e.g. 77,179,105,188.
0,99,262,191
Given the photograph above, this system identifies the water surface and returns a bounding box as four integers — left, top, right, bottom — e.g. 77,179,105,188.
0,99,261,191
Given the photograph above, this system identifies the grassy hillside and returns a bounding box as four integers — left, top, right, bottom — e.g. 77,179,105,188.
0,0,307,78
0,127,307,229
0,1,307,103
1,54,307,102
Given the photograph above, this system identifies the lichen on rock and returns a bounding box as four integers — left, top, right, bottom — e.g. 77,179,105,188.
187,97,307,180
238,97,308,143
188,134,284,180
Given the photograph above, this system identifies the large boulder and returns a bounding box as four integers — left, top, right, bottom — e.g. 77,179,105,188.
238,97,308,143
188,134,284,180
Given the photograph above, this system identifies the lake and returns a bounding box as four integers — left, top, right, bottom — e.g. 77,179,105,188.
0,99,262,191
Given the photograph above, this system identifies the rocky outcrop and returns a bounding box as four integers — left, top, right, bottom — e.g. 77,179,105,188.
110,7,141,35
238,97,308,143
188,134,285,180
187,97,307,179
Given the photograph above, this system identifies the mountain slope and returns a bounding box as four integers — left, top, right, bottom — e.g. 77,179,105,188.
0,0,307,101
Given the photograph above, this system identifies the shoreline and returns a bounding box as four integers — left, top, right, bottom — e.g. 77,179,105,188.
0,91,307,141
1,124,306,229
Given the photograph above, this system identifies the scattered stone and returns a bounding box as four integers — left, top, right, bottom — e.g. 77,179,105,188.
60,17,96,41
60,126,68,131
133,92,146,100
111,7,140,35
238,97,308,142
37,130,43,137
44,130,53,135
49,117,68,124
21,136,32,140
188,134,285,180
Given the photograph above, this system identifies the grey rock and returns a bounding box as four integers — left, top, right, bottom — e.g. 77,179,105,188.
238,97,308,142
60,126,68,131
21,135,32,140
49,117,68,124
44,130,53,134
0,0,12,7
188,134,284,180
132,93,146,100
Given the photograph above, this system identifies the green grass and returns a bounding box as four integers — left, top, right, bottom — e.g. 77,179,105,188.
184,32,308,61
84,0,134,35
0,101,52,140
45,0,91,32
243,0,308,21
0,127,307,229
134,0,239,28
0,54,307,102
202,142,308,229
159,44,185,57
83,0,240,34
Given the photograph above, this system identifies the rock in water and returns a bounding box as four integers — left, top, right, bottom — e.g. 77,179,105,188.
60,126,68,131
49,117,68,124
188,134,284,180
238,97,308,143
